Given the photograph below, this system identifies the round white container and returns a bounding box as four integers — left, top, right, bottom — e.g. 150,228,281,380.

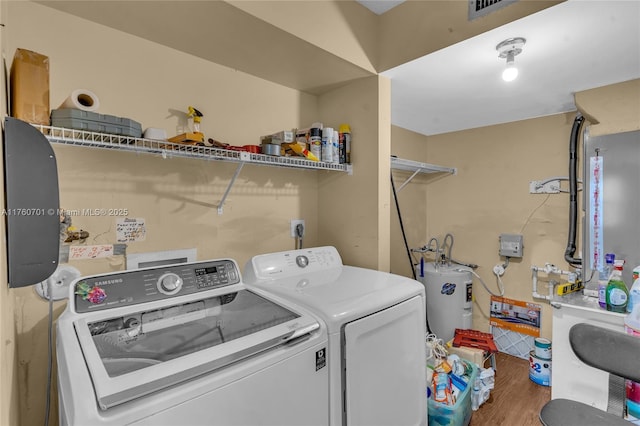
418,263,472,342
534,337,552,360
529,350,552,386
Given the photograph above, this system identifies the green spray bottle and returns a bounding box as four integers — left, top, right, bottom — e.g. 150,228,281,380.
606,259,629,313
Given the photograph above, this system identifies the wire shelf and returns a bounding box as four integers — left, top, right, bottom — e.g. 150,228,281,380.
34,124,351,173
390,156,456,191
390,156,456,175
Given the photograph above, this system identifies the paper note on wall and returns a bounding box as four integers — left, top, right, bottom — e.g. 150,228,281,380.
69,244,114,260
116,217,146,243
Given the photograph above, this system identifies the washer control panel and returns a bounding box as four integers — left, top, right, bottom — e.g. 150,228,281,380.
244,246,342,282
74,259,240,313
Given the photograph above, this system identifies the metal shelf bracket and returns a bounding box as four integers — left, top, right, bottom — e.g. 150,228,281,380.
217,153,248,215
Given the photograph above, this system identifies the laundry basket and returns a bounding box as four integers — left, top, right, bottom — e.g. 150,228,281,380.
428,360,478,426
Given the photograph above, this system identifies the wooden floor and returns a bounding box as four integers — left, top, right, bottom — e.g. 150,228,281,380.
469,352,551,426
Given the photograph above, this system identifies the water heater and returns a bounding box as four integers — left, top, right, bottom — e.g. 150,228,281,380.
418,263,473,342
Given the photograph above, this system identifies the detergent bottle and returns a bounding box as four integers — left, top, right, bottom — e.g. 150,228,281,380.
627,265,640,313
606,259,629,313
599,253,615,309
624,304,640,421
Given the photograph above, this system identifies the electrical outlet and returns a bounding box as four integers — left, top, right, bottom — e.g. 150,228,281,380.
290,219,305,238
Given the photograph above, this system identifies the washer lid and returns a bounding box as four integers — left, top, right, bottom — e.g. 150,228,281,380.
74,286,319,410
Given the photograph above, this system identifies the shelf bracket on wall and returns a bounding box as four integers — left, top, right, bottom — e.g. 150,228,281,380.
217,157,247,215
397,169,422,192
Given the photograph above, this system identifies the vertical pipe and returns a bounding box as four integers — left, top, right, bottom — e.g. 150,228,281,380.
565,114,585,266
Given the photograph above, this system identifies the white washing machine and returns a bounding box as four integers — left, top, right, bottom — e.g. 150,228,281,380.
56,258,329,425
243,246,427,426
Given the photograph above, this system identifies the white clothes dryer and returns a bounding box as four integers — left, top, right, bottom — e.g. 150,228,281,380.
56,258,329,425
243,246,427,426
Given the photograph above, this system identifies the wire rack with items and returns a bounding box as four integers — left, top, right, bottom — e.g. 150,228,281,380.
33,124,352,214
34,124,351,172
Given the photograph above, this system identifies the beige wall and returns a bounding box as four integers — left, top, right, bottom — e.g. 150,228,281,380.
576,79,640,136
317,75,391,270
390,126,430,279
390,77,640,342
228,0,379,75
391,113,580,341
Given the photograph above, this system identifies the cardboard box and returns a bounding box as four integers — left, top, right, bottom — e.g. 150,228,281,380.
10,48,50,125
260,130,294,145
447,344,486,367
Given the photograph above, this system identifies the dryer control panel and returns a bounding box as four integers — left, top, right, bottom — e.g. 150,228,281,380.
244,246,343,281
73,259,240,313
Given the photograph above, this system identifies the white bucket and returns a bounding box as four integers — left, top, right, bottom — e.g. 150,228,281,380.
529,350,552,386
534,337,552,360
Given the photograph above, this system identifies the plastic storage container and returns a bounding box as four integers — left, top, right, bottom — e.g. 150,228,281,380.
628,266,640,313
51,108,142,137
625,305,640,421
428,360,478,426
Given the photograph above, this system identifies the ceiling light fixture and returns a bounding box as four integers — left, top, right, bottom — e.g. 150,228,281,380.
496,37,526,82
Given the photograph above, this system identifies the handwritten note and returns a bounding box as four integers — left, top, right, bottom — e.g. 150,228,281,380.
69,245,114,260
116,217,146,243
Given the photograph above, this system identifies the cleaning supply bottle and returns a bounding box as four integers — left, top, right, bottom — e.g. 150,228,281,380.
599,253,615,308
321,127,333,162
339,124,351,164
606,259,629,313
624,305,640,421
332,129,339,164
627,265,640,313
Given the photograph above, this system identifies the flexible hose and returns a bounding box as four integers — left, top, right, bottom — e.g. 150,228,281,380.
45,281,53,426
391,171,433,334
443,233,454,266
469,269,505,297
390,172,416,281
565,114,585,266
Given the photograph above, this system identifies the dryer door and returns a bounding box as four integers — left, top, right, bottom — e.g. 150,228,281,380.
344,295,427,426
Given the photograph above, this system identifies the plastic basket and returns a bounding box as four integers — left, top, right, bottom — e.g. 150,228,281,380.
428,360,478,426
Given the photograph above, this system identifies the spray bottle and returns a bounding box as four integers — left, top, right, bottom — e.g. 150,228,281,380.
188,106,204,137
599,253,615,309
606,259,629,313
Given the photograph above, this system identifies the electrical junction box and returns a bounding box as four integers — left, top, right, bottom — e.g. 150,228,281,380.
499,233,524,258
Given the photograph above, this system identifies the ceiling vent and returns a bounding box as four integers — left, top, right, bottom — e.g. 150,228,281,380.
469,0,519,20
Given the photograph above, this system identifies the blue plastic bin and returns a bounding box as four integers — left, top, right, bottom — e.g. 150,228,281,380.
428,360,478,426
